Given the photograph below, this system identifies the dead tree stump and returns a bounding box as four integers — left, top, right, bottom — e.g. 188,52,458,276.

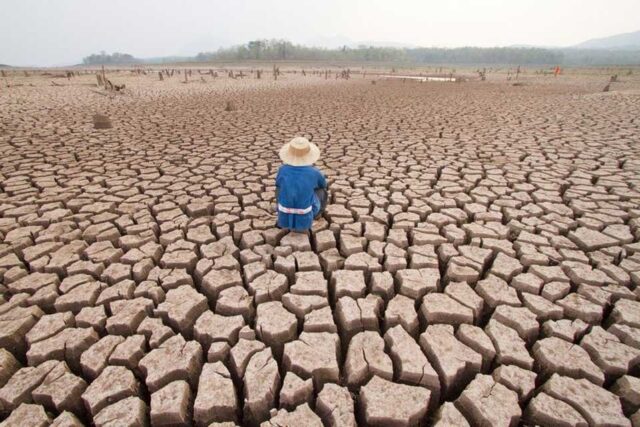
93,114,112,129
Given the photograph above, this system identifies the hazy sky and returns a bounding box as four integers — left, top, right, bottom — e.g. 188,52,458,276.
2,0,639,66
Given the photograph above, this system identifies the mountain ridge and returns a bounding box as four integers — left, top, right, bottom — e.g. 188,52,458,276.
573,30,640,50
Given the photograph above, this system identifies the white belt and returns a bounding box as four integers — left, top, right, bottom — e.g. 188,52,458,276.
278,204,312,215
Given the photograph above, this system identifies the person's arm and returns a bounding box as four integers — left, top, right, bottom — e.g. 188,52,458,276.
317,168,327,189
275,166,282,189
275,167,283,202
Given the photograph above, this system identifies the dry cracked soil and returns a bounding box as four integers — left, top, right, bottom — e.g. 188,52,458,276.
1,67,640,426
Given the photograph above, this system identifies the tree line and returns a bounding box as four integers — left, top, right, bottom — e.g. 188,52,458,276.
194,39,564,64
199,39,640,65
195,40,408,62
83,40,640,66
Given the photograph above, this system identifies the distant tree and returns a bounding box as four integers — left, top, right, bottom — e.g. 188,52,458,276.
82,51,138,65
247,40,264,59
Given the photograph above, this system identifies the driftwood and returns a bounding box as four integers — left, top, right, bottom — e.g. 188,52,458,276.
106,79,125,91
94,74,125,92
89,89,108,97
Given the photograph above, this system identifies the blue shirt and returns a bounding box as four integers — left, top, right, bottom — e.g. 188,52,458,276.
276,165,327,231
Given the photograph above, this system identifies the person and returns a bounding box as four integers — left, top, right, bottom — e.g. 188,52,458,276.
276,137,328,232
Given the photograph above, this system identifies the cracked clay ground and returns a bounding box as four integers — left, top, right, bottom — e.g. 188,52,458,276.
1,69,640,426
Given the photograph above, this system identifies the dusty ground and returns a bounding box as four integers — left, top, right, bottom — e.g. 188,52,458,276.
1,67,640,426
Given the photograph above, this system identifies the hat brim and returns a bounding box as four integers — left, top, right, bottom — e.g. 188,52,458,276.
279,141,321,166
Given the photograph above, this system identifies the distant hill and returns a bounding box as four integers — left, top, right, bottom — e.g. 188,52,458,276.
0,64,12,68
574,30,640,50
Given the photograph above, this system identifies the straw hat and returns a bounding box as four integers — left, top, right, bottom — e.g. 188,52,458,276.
279,137,320,166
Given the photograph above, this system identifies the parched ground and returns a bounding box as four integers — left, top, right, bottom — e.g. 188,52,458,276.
1,68,640,426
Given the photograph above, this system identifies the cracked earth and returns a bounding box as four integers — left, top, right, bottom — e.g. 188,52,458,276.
1,68,640,426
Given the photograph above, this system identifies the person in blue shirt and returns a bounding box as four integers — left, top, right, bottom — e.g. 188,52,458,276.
276,137,328,232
